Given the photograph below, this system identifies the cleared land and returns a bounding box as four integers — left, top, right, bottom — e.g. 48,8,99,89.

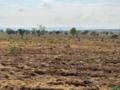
0,37,120,90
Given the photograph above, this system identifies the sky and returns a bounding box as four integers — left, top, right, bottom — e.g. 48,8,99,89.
0,0,120,29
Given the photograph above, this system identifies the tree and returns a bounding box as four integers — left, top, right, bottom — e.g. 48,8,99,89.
81,30,89,35
39,25,47,35
0,29,4,32
24,30,30,35
102,31,109,35
55,31,62,35
36,25,47,36
90,31,98,36
70,27,77,36
18,29,25,38
6,28,16,35
36,30,41,36
31,28,36,35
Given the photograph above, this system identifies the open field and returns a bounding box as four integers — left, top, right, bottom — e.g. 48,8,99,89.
0,36,120,90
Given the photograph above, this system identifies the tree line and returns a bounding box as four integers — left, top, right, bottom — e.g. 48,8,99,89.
0,26,120,39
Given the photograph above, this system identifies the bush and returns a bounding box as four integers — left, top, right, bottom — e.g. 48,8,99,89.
8,44,17,54
111,34,119,39
112,86,120,90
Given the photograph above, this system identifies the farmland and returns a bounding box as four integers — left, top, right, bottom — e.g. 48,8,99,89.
0,30,120,90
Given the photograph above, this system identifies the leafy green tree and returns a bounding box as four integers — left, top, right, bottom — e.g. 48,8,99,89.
70,27,77,36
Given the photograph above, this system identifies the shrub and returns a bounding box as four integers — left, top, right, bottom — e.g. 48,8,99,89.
8,44,17,54
112,86,120,90
111,34,119,39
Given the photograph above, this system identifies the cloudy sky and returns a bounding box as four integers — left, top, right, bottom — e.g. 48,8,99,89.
0,0,120,29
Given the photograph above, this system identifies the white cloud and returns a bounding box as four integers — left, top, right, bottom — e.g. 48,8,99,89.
0,0,120,28
42,0,53,3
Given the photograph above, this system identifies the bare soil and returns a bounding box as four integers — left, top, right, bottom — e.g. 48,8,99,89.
0,37,120,90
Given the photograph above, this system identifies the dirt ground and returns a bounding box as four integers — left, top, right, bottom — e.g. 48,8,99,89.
0,37,120,90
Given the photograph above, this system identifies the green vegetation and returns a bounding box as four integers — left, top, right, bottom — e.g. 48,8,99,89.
6,28,16,35
8,44,17,54
0,26,119,40
112,86,120,90
111,34,119,39
18,29,25,38
81,30,89,35
70,27,77,36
